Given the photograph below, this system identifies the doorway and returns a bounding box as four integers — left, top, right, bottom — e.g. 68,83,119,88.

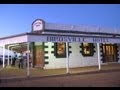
102,44,117,63
34,45,44,67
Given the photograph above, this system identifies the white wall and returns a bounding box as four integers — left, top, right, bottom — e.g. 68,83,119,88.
44,42,66,69
69,43,99,68
44,42,100,69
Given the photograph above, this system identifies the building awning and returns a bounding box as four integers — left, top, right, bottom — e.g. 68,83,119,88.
0,32,120,46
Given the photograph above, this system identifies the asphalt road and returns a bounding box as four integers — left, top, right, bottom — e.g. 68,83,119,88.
0,70,120,87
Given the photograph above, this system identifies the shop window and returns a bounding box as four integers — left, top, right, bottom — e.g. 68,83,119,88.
81,43,95,56
54,42,66,58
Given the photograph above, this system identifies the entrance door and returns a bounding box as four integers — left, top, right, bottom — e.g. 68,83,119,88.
34,46,44,67
102,44,117,63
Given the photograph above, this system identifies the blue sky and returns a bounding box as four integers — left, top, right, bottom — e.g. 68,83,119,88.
0,4,120,37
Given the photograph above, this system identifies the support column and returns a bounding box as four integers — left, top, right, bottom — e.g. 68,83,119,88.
10,47,13,65
2,45,5,68
27,42,30,78
66,42,69,74
97,43,101,70
8,46,10,66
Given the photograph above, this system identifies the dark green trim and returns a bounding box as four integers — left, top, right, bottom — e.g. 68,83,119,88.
100,44,104,62
51,51,54,53
44,51,48,53
51,46,54,48
44,61,49,64
80,45,82,48
42,42,45,67
69,46,72,48
93,44,96,53
114,44,119,62
44,56,49,59
68,43,71,56
51,45,54,56
80,43,95,57
69,51,72,53
80,51,82,53
44,46,48,48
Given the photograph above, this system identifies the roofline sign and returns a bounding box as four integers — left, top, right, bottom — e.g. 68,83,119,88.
32,19,45,33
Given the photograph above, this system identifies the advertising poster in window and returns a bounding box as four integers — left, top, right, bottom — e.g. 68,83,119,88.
81,43,95,56
54,42,66,58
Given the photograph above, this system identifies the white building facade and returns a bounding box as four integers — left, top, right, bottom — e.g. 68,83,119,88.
0,19,120,70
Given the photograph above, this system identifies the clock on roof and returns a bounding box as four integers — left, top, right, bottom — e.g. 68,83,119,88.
32,19,45,32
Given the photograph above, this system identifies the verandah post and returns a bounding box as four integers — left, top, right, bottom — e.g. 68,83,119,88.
27,42,30,78
97,43,101,70
66,42,69,74
2,45,5,68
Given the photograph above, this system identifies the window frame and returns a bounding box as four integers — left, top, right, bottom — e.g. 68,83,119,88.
54,42,66,58
81,43,95,56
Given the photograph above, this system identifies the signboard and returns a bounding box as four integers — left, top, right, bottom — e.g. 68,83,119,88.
32,19,45,32
28,34,120,43
46,36,111,43
1,34,120,46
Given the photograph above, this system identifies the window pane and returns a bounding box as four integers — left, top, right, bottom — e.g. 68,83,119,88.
83,43,90,55
54,42,66,58
57,42,65,55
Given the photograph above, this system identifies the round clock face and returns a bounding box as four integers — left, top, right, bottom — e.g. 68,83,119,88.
32,20,43,31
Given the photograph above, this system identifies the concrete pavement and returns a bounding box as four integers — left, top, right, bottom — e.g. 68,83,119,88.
0,69,120,87
0,63,120,83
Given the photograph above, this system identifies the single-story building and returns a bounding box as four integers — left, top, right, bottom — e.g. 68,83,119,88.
0,19,120,73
